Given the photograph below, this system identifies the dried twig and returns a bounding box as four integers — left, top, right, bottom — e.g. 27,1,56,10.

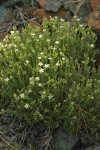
79,105,89,135
63,0,81,5
0,136,15,149
64,0,81,7
15,6,28,26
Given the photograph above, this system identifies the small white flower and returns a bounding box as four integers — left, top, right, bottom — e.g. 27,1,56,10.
60,18,64,22
55,16,58,19
15,49,18,52
60,52,63,55
26,60,29,64
43,29,46,32
24,104,29,109
44,56,47,58
28,89,32,93
29,77,34,85
9,44,13,46
60,26,63,29
48,94,53,100
31,33,35,36
40,52,44,55
71,101,75,105
20,93,25,98
37,39,39,42
29,77,34,81
39,34,43,38
5,77,9,82
42,95,45,98
43,91,46,94
64,99,67,102
14,44,17,47
38,83,42,87
62,57,65,61
35,77,40,81
42,91,46,98
90,44,94,48
56,62,60,67
48,57,52,60
47,39,50,42
38,62,43,66
39,69,44,73
44,64,50,68
77,18,80,21
55,41,60,45
73,116,77,119
79,24,84,27
53,47,57,50
38,57,42,60
5,44,8,47
73,16,77,19
11,31,14,34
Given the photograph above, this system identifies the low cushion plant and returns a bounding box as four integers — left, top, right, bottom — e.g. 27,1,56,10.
0,17,100,133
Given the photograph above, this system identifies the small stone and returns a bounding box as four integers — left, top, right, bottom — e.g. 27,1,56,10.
0,6,13,25
33,9,66,24
50,128,79,150
36,0,46,8
75,0,91,23
96,6,100,11
90,0,100,11
45,0,62,12
87,11,100,33
4,0,32,7
85,145,100,150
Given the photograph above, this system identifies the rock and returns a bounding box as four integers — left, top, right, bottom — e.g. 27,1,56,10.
87,11,100,33
62,0,91,23
90,0,100,11
61,0,77,10
33,9,66,24
96,6,100,11
50,128,79,150
36,0,46,8
45,0,62,12
0,6,13,25
85,145,100,150
81,135,97,149
74,0,91,23
4,0,32,7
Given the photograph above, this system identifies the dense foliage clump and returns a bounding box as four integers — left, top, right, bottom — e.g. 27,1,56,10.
0,17,100,133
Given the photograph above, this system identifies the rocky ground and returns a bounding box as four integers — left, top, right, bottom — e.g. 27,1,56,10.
0,0,100,150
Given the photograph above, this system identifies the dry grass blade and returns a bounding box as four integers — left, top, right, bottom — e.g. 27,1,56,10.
63,0,81,6
0,136,15,149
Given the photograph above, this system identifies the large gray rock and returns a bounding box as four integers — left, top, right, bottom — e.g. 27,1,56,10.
50,128,79,150
46,0,62,12
81,135,97,150
0,6,13,25
4,0,32,7
85,145,100,150
75,0,91,23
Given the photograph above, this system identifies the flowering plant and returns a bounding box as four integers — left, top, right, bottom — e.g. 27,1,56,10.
0,17,100,133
